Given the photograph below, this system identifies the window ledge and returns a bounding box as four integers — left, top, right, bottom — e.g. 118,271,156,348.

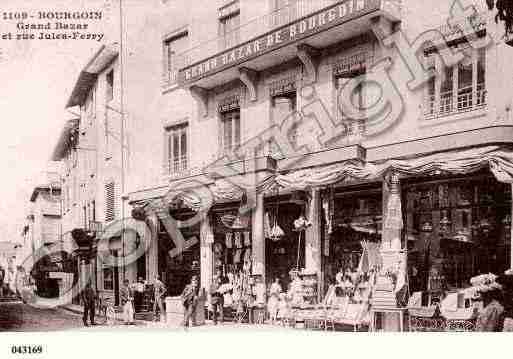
419,106,487,128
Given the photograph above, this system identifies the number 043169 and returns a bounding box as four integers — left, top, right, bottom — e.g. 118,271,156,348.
11,345,43,355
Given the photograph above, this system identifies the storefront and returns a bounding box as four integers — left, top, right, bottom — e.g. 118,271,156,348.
323,184,382,294
157,208,201,297
264,194,304,292
403,172,511,294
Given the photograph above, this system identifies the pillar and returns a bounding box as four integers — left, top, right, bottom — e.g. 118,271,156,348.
146,214,159,282
305,188,323,300
305,188,322,271
510,184,513,270
380,172,406,331
252,193,265,282
200,215,214,290
124,230,138,284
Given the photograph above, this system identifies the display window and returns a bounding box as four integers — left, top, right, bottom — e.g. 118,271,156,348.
403,174,511,292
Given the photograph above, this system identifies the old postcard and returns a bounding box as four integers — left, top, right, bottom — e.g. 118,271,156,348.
0,0,512,357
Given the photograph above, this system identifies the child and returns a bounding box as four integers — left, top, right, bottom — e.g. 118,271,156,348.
267,277,281,323
277,293,290,326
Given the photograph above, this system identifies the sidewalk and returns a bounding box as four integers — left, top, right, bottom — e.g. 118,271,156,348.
59,304,287,331
59,304,180,328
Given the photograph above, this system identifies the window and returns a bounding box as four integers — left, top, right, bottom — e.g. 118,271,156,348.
335,71,368,140
102,250,116,291
164,123,188,174
218,1,240,50
424,46,486,119
105,182,116,222
221,109,241,153
271,0,297,27
163,31,188,85
272,92,297,148
106,70,114,102
404,177,510,289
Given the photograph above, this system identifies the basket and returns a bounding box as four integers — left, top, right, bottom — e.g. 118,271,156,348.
441,307,478,320
407,306,439,318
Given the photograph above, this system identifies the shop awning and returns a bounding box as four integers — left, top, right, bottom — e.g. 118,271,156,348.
274,146,513,190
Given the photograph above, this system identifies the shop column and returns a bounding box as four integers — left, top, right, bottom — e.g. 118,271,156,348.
124,230,137,283
200,215,214,290
378,172,407,331
510,184,513,269
146,213,159,282
305,188,322,294
252,192,265,282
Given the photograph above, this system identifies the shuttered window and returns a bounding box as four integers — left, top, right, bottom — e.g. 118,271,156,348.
164,123,188,174
105,182,116,222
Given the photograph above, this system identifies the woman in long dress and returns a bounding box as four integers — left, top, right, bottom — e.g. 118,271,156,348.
267,277,281,323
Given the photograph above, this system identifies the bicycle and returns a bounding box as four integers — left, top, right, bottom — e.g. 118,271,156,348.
96,296,115,325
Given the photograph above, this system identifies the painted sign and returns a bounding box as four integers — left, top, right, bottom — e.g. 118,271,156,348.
179,0,381,85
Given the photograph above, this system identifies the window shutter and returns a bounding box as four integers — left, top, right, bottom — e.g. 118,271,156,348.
105,182,116,222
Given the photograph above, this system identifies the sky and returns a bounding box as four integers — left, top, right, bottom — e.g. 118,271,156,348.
0,0,116,243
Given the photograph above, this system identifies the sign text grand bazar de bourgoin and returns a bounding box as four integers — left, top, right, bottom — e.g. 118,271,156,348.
179,0,381,85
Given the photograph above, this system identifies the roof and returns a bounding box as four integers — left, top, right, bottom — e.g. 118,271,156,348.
51,118,79,161
30,185,61,202
65,43,119,108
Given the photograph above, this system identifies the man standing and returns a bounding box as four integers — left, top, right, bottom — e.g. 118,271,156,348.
153,276,166,322
209,270,224,325
181,275,199,328
120,279,135,325
81,283,96,326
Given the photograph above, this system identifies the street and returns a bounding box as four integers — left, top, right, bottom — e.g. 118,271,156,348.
0,301,287,332
0,301,84,332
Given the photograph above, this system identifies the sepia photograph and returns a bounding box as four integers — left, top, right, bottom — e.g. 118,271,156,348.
1,0,513,357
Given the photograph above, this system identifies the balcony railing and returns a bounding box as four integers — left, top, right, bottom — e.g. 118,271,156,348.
162,0,341,87
164,156,188,176
424,83,486,120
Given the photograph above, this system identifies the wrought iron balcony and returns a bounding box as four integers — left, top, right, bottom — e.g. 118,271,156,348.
164,0,401,88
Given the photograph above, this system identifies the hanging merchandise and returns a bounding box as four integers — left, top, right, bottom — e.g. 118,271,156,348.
234,249,242,264
293,214,311,271
270,186,285,241
225,232,233,249
234,232,242,248
214,242,224,255
231,191,250,231
264,212,272,239
243,231,251,247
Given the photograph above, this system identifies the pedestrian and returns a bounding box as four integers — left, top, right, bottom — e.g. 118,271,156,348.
267,277,281,324
120,279,135,325
181,275,199,328
153,275,166,322
81,283,96,326
209,269,225,325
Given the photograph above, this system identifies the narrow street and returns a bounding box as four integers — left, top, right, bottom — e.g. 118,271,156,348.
0,301,83,332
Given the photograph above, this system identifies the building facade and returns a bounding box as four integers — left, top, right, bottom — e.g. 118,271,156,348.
25,184,66,298
124,0,513,306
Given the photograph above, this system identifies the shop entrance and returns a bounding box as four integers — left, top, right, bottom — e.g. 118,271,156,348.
265,201,304,291
156,213,200,296
323,186,382,295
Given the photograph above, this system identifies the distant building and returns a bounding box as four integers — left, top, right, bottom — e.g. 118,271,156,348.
26,184,67,298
